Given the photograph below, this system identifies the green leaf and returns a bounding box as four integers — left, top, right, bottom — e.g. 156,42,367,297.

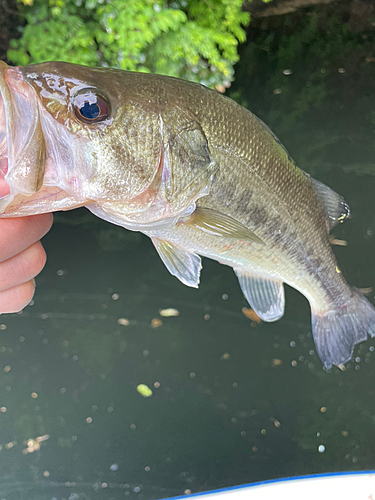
8,0,250,88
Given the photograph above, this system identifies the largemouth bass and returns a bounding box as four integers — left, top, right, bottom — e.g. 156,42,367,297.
0,61,374,369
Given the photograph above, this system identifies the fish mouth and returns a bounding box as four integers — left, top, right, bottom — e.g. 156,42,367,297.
0,63,91,216
0,63,10,198
0,62,45,203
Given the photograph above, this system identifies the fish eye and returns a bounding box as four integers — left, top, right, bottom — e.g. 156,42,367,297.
73,91,110,124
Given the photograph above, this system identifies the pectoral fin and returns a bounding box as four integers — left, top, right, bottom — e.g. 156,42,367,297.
152,238,202,288
235,270,285,322
184,207,264,244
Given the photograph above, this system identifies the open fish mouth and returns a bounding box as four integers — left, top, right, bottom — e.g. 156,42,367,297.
0,62,92,216
0,61,45,203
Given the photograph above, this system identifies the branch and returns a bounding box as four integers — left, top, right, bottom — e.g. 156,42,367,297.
243,0,335,18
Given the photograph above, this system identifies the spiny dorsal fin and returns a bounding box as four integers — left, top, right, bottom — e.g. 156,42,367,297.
235,270,285,322
311,178,350,230
152,238,202,288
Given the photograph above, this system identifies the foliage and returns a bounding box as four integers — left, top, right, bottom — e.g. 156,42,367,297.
8,0,250,88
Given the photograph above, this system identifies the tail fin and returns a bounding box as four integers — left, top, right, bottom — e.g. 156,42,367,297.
311,287,375,369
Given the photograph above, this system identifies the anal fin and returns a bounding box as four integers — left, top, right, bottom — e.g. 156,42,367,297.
152,238,202,288
235,270,285,322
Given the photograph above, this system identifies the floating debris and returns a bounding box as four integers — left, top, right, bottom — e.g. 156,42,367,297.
329,237,347,246
6,441,16,450
270,417,281,428
151,318,163,328
159,308,180,317
272,358,283,367
360,287,373,296
221,353,231,361
23,435,49,454
242,307,262,323
117,318,130,326
320,406,327,413
136,384,153,398
318,444,325,453
341,430,349,437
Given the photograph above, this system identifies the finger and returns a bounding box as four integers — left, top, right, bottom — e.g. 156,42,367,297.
0,241,47,293
0,177,9,198
0,213,53,262
0,279,36,314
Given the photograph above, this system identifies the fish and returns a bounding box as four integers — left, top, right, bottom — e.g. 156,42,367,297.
0,60,374,369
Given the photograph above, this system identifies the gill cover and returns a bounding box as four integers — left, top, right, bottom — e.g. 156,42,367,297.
91,105,218,231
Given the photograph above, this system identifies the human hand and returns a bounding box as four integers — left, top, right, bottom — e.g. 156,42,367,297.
0,179,53,313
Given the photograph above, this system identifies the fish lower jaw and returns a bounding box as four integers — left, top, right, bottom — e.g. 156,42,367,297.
0,184,92,216
0,89,9,198
0,151,9,201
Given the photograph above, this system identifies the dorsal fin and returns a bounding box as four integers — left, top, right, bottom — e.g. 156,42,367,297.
311,178,350,230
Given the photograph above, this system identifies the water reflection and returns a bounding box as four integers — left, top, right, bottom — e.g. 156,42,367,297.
1,210,375,499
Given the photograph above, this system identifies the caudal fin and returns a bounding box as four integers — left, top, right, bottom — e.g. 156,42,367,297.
311,287,375,369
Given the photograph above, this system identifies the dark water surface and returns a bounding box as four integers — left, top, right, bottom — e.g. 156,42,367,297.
2,18,375,500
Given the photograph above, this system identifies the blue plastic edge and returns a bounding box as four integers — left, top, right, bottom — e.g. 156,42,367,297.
167,470,375,500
